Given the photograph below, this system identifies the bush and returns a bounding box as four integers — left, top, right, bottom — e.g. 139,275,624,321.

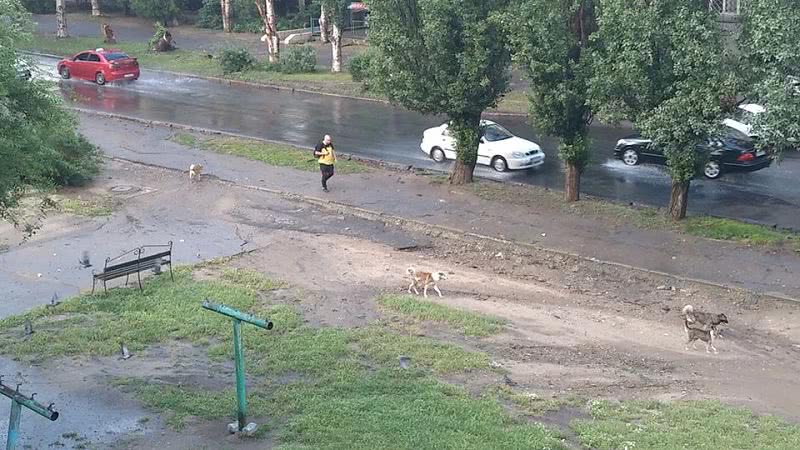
196,0,262,32
196,0,223,29
348,51,373,83
278,45,316,74
48,133,102,187
220,48,255,74
20,0,53,13
131,0,180,22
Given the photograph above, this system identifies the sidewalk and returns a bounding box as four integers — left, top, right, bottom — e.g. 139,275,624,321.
77,112,800,300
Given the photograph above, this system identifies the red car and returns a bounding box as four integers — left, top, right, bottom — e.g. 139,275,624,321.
57,48,140,85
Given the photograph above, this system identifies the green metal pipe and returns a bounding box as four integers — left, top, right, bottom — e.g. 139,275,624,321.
0,385,58,422
6,400,21,450
202,301,273,330
232,319,247,431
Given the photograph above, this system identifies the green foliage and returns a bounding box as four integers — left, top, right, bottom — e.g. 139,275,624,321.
219,48,256,74
278,45,317,74
368,0,511,177
147,21,168,50
590,1,731,184
738,0,800,158
348,50,373,83
19,0,52,13
0,0,100,229
507,0,596,170
131,0,180,22
376,295,506,337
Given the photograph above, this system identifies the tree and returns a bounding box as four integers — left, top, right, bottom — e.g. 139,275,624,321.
737,0,800,159
507,0,597,202
368,0,511,184
131,0,180,23
55,0,67,37
220,0,231,32
255,0,279,62
318,3,329,43
1,0,100,231
589,0,732,219
90,0,101,16
321,0,348,72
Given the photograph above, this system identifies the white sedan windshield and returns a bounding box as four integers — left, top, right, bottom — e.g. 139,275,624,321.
482,124,514,142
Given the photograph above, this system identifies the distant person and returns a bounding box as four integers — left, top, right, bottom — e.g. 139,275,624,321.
314,135,336,192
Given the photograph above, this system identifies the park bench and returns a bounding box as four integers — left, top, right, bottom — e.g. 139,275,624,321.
92,242,174,294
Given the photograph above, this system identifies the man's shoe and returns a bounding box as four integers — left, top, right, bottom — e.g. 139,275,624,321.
323,187,329,192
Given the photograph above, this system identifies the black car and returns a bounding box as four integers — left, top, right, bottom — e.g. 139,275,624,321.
613,129,771,179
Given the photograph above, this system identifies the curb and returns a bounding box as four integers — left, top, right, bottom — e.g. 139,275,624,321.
21,49,527,117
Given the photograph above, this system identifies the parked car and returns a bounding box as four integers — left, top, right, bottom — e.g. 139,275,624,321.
57,48,139,85
420,120,545,172
614,129,771,179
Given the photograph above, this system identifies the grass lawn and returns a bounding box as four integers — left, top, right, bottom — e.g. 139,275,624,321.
2,262,799,448
21,34,529,114
171,132,369,174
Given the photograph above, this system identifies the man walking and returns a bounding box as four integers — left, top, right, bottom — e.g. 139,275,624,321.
314,134,336,192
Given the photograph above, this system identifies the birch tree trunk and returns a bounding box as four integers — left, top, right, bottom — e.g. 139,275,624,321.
221,0,232,33
319,6,330,43
331,20,342,72
256,0,280,62
56,0,68,38
91,0,101,16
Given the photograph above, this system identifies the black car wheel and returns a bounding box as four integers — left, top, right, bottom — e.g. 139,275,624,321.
492,156,509,172
59,66,70,79
95,72,106,85
704,161,722,179
621,148,640,166
431,147,446,163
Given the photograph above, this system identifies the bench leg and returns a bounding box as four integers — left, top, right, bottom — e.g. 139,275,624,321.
168,260,174,282
137,269,143,292
92,278,96,295
125,273,130,287
103,280,107,294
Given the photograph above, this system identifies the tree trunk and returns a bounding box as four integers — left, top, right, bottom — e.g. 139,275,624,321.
668,180,690,220
331,21,342,72
56,0,68,38
256,0,280,62
221,0,232,33
449,159,475,184
91,0,101,16
565,162,581,202
319,6,330,43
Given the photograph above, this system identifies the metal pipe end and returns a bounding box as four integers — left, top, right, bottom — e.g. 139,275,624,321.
50,411,59,421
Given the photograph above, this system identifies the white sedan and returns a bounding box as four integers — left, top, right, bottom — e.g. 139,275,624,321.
420,120,545,172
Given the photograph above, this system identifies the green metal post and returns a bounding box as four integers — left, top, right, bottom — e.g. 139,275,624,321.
6,400,21,450
202,300,272,433
232,319,247,431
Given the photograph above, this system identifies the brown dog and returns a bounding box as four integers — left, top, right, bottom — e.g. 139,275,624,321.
189,164,203,182
406,267,447,298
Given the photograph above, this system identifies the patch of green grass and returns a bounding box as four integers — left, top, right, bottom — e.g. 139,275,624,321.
491,385,585,416
493,90,529,115
572,400,800,450
58,196,115,217
466,180,800,251
377,294,506,337
170,133,368,174
0,267,282,359
220,268,287,291
685,216,800,250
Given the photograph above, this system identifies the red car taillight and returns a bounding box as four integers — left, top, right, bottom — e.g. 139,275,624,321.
110,63,120,69
737,152,755,162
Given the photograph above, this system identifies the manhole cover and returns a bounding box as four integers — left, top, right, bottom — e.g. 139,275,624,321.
110,185,140,193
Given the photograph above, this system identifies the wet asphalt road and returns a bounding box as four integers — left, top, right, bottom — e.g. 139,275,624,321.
35,56,800,229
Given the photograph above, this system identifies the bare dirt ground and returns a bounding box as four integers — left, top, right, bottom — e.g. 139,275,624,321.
3,160,800,448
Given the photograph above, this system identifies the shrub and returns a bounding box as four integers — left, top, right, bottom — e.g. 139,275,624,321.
48,133,102,187
220,48,255,74
278,45,317,73
20,0,52,13
348,50,373,83
131,0,180,22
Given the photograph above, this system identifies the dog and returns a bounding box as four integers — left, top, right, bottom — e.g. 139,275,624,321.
682,304,728,334
684,319,718,354
406,267,447,298
189,164,203,182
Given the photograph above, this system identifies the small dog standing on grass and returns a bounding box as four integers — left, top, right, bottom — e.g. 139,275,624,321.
406,267,448,298
189,164,203,182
